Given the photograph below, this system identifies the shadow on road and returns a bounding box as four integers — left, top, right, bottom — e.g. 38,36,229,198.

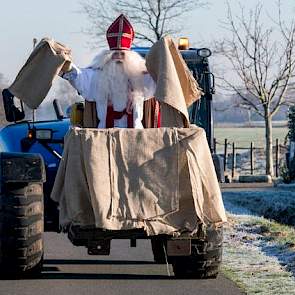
0,271,181,281
39,272,174,280
0,260,221,281
44,259,156,265
39,259,175,280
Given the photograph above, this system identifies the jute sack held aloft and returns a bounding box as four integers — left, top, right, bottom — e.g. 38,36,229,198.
145,36,203,128
9,38,72,109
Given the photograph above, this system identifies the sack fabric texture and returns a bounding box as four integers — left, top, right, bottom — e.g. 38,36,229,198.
51,126,227,236
146,36,203,127
9,38,72,109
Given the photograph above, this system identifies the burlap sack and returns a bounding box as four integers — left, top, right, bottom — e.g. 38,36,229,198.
145,36,203,127
9,38,72,109
51,127,227,236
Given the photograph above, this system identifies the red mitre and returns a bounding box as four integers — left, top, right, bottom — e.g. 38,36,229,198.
106,14,134,50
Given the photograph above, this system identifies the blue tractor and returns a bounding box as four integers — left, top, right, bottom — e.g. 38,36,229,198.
0,42,223,278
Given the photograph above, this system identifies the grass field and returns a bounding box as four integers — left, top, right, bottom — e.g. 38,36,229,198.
214,127,288,151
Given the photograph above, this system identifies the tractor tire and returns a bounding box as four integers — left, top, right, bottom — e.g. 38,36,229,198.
151,237,167,264
171,226,223,279
0,182,44,277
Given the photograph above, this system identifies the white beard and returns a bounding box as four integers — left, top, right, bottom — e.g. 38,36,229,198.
93,51,146,128
102,61,130,111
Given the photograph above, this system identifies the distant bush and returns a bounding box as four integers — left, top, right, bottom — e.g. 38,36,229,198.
282,106,295,182
288,106,295,141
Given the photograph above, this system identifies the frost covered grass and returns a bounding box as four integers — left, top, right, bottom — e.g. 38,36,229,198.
223,190,295,225
222,199,295,295
246,218,295,248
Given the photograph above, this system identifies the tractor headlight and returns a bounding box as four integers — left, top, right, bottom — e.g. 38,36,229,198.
197,48,212,58
35,129,52,140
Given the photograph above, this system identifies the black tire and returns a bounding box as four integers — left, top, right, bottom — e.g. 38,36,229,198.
171,226,223,279
151,237,167,264
0,182,44,277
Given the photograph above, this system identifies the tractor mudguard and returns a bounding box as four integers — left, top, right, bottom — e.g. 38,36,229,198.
0,152,46,184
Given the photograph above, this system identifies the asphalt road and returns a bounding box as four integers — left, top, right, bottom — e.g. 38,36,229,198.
0,233,245,295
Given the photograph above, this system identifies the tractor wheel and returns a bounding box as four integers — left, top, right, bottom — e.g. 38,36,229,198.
0,182,44,277
171,226,223,279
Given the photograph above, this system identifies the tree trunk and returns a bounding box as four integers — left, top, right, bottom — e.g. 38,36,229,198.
265,113,274,177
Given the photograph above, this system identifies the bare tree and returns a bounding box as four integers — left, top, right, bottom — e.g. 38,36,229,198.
215,1,295,176
80,0,208,46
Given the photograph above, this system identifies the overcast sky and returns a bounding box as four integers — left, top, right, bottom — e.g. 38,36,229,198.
0,0,293,82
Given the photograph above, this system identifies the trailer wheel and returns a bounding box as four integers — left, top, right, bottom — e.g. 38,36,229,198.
0,182,44,277
171,227,223,279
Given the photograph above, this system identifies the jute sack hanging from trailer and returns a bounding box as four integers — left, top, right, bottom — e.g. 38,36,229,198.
51,126,227,236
